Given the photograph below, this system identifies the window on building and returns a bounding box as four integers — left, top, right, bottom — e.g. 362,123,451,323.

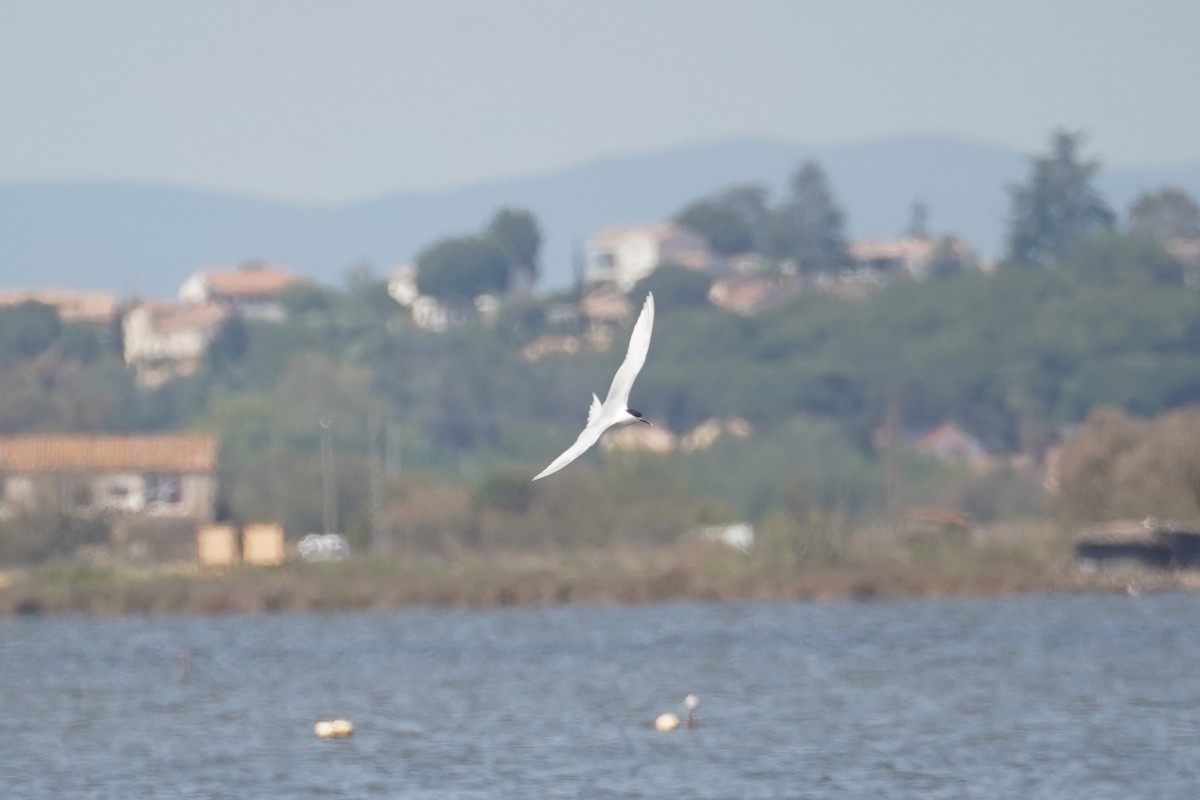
145,474,183,507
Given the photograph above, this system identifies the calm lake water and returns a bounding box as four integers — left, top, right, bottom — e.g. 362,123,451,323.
2,592,1199,798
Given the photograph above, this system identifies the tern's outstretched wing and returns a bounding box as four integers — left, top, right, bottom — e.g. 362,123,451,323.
586,393,603,428
532,421,607,481
603,292,655,407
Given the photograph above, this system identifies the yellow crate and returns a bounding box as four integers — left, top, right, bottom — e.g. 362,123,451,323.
242,523,286,566
197,524,238,567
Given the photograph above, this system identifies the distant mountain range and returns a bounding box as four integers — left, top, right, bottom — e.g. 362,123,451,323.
4,135,1200,298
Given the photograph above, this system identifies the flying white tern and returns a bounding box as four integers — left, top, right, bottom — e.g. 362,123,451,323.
532,292,655,480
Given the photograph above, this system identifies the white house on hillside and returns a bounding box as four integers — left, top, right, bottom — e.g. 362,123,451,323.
583,223,715,291
179,262,300,321
848,235,977,281
122,301,229,387
386,261,505,332
387,263,420,308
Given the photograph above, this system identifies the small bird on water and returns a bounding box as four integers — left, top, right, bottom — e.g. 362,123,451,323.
532,292,655,481
684,692,699,728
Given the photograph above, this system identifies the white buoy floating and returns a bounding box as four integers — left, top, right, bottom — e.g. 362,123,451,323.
314,718,355,739
654,712,681,732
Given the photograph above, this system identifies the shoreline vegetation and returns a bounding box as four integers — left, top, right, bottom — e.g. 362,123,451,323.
2,523,1196,618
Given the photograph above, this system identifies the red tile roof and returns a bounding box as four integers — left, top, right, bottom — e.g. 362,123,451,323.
130,301,229,335
0,288,119,325
197,264,298,297
0,434,217,474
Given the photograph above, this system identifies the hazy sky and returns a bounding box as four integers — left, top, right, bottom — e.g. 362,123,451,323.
3,1,1197,203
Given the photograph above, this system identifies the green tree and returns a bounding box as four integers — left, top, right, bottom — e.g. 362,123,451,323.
0,302,61,363
676,196,757,256
632,264,713,313
57,323,106,363
486,208,542,285
338,263,404,336
1006,130,1115,265
206,314,249,373
1059,231,1184,287
719,184,772,247
474,470,536,514
0,355,123,433
416,235,511,303
282,282,339,317
766,161,850,273
924,238,972,280
1128,186,1200,241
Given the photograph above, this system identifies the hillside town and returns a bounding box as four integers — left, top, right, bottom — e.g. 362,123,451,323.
4,135,1200,578
0,217,1000,562
3,225,990,381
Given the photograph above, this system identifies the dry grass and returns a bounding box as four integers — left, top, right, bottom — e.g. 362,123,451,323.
1,522,1196,617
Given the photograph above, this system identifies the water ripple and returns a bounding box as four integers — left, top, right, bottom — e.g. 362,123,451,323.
2,593,1200,797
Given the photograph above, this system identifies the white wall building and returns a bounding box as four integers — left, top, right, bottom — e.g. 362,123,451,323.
122,301,229,387
583,223,715,291
179,263,299,321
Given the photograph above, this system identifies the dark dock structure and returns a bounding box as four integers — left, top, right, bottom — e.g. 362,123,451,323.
1075,520,1200,570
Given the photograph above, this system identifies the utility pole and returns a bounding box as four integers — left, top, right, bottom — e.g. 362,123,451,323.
319,416,336,535
885,385,901,536
573,240,585,303
367,403,384,556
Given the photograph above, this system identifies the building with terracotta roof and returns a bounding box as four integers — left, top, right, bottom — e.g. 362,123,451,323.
0,432,220,561
179,262,301,320
0,288,119,327
122,301,230,387
708,274,802,315
1167,236,1200,287
0,433,217,519
914,422,992,471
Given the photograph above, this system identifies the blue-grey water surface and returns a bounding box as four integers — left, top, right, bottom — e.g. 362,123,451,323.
2,592,1199,798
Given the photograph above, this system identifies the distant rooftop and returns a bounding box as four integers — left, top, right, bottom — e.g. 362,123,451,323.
131,300,229,334
0,288,119,325
181,263,299,300
0,433,218,474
